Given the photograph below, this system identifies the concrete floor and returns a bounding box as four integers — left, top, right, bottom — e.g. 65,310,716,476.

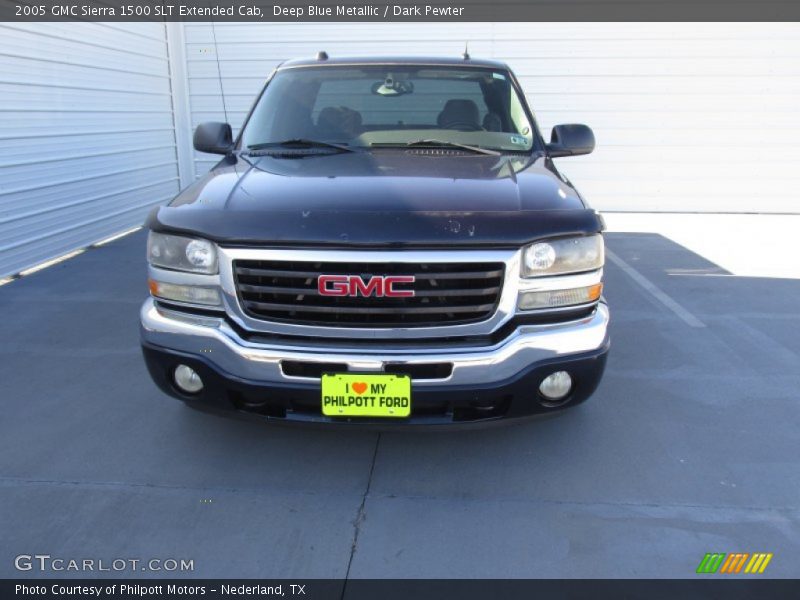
1,228,798,579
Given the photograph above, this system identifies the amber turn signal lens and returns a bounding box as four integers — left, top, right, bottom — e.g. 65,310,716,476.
587,283,603,301
517,283,603,310
148,278,222,306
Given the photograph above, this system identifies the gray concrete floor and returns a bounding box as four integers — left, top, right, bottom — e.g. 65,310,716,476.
1,231,798,578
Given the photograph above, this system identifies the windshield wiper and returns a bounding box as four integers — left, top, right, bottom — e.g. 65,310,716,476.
245,139,355,154
372,139,500,156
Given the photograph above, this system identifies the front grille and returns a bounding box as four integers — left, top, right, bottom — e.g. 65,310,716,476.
233,259,505,327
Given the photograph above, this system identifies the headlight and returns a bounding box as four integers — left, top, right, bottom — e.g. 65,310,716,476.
147,232,218,274
522,234,603,277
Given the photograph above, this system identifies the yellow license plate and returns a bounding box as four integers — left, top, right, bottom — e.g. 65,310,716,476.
321,373,411,418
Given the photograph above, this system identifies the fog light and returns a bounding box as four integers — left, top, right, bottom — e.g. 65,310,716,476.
174,364,203,394
539,371,572,401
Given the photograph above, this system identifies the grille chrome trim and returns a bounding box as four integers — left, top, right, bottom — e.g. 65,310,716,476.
218,247,521,339
235,266,505,280
233,258,504,327
241,300,499,315
237,283,502,297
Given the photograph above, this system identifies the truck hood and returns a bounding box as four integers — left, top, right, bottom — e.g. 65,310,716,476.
148,151,603,247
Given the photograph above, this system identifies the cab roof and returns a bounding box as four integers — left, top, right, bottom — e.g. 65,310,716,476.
277,55,511,70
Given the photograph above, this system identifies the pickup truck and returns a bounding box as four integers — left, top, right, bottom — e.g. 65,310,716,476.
140,54,609,427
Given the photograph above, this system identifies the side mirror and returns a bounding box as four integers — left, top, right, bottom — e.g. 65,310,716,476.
193,122,233,155
546,124,595,157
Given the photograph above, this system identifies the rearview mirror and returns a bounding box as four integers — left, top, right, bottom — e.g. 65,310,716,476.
193,122,233,155
546,124,595,157
371,78,414,96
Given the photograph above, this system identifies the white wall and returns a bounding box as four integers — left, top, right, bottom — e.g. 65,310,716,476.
184,22,800,213
1,22,798,277
0,22,182,278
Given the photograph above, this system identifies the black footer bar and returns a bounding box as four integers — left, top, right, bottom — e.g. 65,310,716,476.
5,579,800,600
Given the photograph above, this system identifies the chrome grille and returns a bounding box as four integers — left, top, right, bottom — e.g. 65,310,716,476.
233,259,505,327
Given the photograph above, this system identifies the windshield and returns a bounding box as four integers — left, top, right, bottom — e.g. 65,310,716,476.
241,65,536,152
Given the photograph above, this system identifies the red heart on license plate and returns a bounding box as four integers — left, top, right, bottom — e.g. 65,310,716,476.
352,382,368,395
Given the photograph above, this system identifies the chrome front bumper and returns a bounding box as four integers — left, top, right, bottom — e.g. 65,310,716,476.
140,298,609,387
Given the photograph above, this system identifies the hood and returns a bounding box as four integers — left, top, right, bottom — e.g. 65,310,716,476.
148,151,603,247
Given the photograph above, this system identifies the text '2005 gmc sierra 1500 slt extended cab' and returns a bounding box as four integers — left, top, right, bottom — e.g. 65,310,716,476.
140,54,610,427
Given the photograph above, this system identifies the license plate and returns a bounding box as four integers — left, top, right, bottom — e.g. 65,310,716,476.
321,373,411,418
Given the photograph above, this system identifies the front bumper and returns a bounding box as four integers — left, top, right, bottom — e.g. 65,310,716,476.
140,298,610,427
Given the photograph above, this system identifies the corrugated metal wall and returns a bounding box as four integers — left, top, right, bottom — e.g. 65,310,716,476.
1,22,798,278
183,23,800,213
0,22,181,278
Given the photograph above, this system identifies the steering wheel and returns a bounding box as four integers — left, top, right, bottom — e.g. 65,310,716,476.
442,120,482,131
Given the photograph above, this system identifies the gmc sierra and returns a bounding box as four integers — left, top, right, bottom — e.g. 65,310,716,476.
140,54,610,426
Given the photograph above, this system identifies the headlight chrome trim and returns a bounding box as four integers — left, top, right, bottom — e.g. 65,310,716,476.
147,231,219,275
521,234,604,278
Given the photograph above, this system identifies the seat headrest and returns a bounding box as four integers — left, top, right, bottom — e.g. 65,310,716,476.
317,106,362,138
437,99,480,128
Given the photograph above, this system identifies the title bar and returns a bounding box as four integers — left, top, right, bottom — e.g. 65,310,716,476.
3,0,800,22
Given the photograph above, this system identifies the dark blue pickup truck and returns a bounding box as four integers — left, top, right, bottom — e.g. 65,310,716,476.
140,54,609,427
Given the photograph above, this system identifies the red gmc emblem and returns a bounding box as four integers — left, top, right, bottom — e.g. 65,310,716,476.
317,274,415,298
